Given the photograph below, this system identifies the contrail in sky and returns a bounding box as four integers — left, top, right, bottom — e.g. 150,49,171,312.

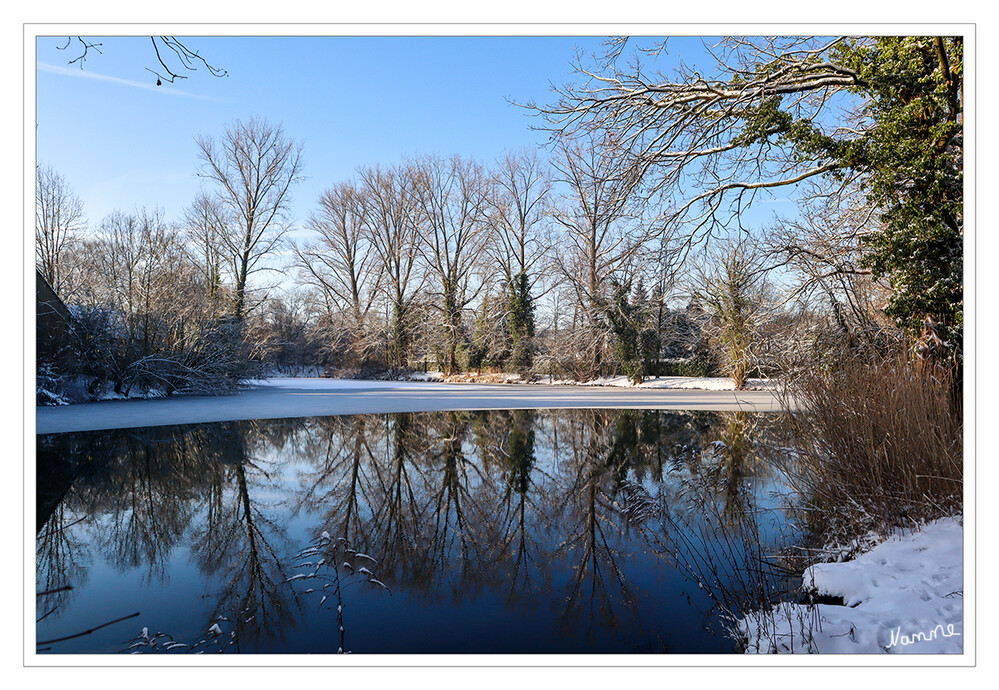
37,62,223,102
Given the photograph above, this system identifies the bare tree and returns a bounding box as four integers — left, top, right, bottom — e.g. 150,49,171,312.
182,191,230,304
61,207,254,396
764,183,896,356
54,36,227,86
410,155,493,374
359,164,424,368
77,209,182,391
551,132,647,311
89,210,151,319
295,181,382,367
485,149,554,372
533,37,868,251
196,118,305,320
35,165,86,298
488,149,552,288
142,37,228,85
549,132,652,376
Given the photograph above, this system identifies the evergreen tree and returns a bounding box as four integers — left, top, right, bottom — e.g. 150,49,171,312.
506,271,535,374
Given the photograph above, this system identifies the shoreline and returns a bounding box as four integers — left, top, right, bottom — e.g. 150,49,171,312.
36,377,785,434
738,517,964,654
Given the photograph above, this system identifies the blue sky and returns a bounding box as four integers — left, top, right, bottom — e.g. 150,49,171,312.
36,35,714,232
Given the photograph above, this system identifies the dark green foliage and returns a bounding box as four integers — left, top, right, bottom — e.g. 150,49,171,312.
656,358,717,378
441,277,464,375
465,293,506,373
599,280,660,384
837,37,963,352
593,281,719,382
506,272,535,373
743,37,963,354
505,409,535,495
655,303,717,377
650,37,962,359
640,329,661,372
388,302,410,369
464,341,487,374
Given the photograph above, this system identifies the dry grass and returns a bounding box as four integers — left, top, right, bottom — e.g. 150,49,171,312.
780,355,962,547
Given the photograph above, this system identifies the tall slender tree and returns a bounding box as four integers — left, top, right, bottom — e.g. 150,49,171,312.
35,165,86,298
295,181,382,367
550,132,650,375
410,155,492,375
359,164,424,368
183,191,229,304
488,149,551,371
196,118,305,321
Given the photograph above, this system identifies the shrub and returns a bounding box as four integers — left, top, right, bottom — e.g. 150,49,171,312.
40,307,257,400
779,354,962,547
692,241,777,389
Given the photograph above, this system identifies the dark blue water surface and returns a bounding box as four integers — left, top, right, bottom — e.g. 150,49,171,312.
36,409,795,655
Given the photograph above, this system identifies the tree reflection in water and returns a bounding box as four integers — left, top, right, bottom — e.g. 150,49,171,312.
187,420,303,651
489,410,548,604
36,502,88,624
618,410,799,643
36,408,795,654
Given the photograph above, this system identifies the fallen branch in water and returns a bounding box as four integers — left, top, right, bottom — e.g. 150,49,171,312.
37,611,140,646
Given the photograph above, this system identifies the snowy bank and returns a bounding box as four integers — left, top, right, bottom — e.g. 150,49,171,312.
739,517,963,654
36,378,784,434
557,375,775,391
387,370,775,391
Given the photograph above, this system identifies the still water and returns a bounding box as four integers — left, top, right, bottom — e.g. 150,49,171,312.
36,409,796,654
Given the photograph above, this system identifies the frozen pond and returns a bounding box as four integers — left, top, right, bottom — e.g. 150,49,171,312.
36,409,796,655
35,378,784,434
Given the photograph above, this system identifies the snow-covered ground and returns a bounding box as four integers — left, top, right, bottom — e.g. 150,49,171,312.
739,517,964,654
554,375,775,391
37,380,169,406
247,374,775,392
40,372,775,408
395,370,775,391
246,377,430,390
36,377,784,434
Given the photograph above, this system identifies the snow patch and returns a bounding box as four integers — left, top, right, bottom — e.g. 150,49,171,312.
400,371,445,382
557,375,775,391
97,385,167,401
247,377,395,390
256,372,774,391
739,517,963,654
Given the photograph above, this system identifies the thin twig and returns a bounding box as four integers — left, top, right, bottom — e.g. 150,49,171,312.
37,611,140,646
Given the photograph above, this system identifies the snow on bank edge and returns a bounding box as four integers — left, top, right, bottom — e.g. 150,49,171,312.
739,517,963,654
249,372,772,391
565,375,775,391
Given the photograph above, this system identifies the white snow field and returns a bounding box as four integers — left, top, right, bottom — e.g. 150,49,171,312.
36,377,783,434
739,517,964,654
563,375,775,390
404,372,776,391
